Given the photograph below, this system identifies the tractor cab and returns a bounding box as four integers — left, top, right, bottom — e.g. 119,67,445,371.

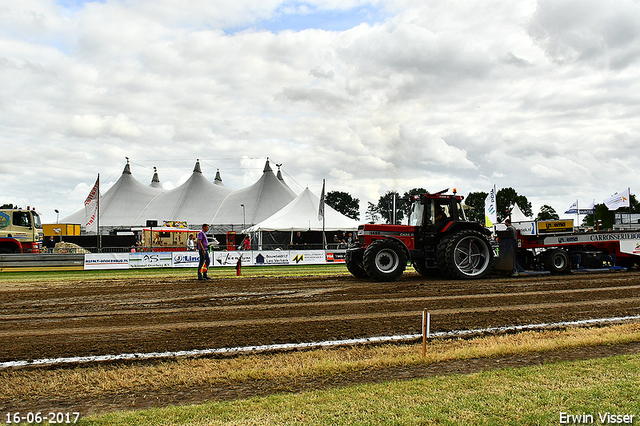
408,189,465,231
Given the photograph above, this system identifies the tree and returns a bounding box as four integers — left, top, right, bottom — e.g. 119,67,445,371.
536,205,559,221
1,203,17,209
365,202,380,223
325,191,360,220
375,191,404,224
582,203,615,230
464,191,488,223
497,187,532,222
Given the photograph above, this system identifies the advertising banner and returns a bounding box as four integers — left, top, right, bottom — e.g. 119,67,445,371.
84,253,129,270
129,252,173,269
617,240,640,256
172,252,202,268
212,251,253,267
537,220,574,234
287,250,327,265
325,251,346,263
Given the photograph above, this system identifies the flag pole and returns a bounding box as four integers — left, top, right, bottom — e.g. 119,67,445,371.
97,173,101,251
628,187,632,230
322,179,326,250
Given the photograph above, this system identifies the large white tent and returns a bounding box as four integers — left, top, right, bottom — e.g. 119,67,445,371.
61,162,166,229
135,160,233,227
210,161,297,228
245,187,359,232
244,187,359,249
61,159,301,233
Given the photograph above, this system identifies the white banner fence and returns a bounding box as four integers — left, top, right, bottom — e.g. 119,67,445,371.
84,249,346,270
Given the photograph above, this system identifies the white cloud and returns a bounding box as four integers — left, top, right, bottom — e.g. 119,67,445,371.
1,0,640,223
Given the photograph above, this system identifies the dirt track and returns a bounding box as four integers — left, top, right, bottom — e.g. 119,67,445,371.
2,270,640,363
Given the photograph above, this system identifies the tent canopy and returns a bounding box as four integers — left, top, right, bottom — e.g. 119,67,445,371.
245,187,360,232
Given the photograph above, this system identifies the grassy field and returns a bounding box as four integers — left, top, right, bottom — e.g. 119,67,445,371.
4,324,640,425
84,354,640,426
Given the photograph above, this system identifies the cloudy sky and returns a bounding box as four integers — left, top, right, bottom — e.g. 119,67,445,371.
2,0,639,224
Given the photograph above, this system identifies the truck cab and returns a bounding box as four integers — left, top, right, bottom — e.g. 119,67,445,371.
0,208,43,253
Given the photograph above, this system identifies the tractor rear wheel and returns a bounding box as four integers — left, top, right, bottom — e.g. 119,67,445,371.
363,239,406,282
436,229,492,279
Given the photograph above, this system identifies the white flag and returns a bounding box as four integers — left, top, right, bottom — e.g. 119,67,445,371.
564,200,578,214
318,179,325,221
604,188,630,210
84,175,100,233
484,185,497,228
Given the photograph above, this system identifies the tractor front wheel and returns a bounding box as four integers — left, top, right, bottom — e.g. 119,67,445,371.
346,248,369,278
363,239,407,282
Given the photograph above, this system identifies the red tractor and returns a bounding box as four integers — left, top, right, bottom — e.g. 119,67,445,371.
345,189,493,281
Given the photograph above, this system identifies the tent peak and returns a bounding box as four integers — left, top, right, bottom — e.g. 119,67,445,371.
214,169,223,183
123,161,131,175
263,159,272,173
150,166,163,189
194,160,202,173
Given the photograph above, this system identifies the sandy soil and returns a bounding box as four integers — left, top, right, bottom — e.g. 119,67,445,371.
1,269,639,415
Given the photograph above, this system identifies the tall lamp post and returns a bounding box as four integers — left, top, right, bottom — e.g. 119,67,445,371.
240,204,246,230
54,209,59,223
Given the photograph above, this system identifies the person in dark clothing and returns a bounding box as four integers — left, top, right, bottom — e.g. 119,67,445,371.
505,219,519,277
45,236,56,253
292,231,305,249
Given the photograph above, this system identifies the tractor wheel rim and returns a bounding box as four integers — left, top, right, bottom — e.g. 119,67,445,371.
375,249,399,272
453,236,490,276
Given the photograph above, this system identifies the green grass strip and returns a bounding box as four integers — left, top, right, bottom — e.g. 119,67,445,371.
78,354,640,426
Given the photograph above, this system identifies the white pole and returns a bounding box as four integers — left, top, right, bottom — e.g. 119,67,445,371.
427,311,430,338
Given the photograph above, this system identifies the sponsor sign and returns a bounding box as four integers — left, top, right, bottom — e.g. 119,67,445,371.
212,251,252,267
326,251,346,263
619,241,640,255
172,252,202,268
538,220,574,234
544,232,640,246
288,250,327,265
254,251,290,265
129,252,172,269
84,253,129,270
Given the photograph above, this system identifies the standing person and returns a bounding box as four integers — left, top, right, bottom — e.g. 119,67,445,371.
197,224,211,281
292,231,305,249
242,235,251,250
505,219,519,277
45,236,56,253
187,234,196,251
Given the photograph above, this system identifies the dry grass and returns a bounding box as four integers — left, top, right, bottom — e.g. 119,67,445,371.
2,323,639,405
